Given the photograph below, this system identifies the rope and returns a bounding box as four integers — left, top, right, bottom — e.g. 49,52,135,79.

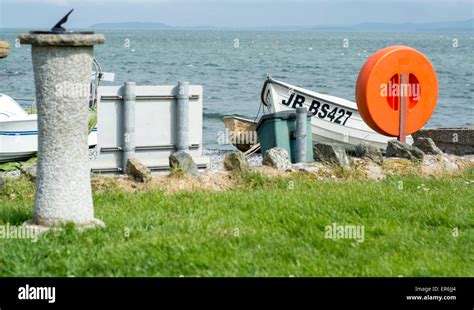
254,101,263,123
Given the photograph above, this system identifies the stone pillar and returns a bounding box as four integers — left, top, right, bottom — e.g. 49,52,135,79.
19,33,105,229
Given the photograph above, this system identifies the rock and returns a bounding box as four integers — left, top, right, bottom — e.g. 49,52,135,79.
169,151,200,178
354,142,384,164
0,177,4,189
313,143,350,168
354,158,385,180
0,170,21,179
20,160,37,181
223,152,249,173
383,158,419,175
262,147,292,171
386,140,425,160
126,158,151,183
0,41,10,59
412,128,474,156
421,154,471,176
292,162,329,174
413,138,443,155
88,145,98,160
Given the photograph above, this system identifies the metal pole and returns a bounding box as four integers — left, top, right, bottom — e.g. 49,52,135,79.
176,81,189,152
295,107,307,163
398,73,408,143
123,81,136,171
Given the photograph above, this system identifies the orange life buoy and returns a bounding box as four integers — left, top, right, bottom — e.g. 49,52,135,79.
355,45,438,136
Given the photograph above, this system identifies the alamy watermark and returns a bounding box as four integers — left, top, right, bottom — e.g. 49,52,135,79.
380,81,420,101
18,284,55,303
0,224,39,243
324,223,365,243
55,81,89,99
217,128,258,145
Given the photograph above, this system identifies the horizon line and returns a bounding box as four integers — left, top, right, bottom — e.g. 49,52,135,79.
1,18,472,31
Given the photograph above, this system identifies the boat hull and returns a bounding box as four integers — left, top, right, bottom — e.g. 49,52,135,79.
223,116,258,152
261,78,412,149
0,116,98,163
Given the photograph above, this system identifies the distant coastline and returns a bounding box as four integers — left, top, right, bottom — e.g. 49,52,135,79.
90,19,474,32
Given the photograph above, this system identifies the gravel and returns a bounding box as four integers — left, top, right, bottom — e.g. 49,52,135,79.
0,170,21,178
203,149,262,172
89,146,99,160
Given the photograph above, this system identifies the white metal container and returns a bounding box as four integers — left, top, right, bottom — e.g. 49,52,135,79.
91,84,209,173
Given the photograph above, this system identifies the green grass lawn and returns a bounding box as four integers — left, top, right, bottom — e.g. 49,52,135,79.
0,169,473,277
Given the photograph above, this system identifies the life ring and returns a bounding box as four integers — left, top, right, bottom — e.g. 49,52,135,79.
355,45,438,136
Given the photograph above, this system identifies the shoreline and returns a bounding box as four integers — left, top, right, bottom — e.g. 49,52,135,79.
3,148,473,195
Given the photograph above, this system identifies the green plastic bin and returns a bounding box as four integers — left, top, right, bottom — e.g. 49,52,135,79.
256,111,313,163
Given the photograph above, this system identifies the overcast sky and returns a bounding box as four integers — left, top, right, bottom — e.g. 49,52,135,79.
0,0,473,29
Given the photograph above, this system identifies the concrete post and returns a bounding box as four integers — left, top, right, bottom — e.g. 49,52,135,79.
176,81,189,152
19,33,105,229
295,107,307,163
123,81,136,171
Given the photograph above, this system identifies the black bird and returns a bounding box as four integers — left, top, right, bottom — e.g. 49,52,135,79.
51,9,74,32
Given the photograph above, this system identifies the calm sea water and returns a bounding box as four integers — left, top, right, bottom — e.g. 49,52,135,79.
1,30,473,149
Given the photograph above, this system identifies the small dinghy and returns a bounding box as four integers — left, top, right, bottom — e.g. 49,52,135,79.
223,116,259,153
0,40,9,58
0,94,97,163
260,77,412,149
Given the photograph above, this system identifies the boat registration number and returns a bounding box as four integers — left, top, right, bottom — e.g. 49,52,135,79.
282,93,353,126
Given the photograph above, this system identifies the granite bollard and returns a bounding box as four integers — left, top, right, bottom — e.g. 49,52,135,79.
19,32,105,229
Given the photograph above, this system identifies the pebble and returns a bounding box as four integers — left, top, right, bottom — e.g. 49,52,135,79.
89,146,99,160
0,170,21,178
203,149,262,172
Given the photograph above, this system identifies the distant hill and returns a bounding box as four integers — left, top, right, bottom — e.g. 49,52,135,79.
314,19,474,32
90,19,474,32
91,22,173,30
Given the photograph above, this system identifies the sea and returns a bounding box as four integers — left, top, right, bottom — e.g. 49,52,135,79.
1,30,473,149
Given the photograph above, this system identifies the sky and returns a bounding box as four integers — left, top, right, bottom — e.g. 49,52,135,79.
0,0,473,29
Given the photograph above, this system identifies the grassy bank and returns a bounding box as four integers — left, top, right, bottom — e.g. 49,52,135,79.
0,169,473,277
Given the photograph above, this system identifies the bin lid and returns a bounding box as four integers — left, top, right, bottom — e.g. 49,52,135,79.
256,110,312,132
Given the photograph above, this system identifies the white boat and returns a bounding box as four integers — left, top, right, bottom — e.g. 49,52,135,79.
0,94,97,163
260,77,412,149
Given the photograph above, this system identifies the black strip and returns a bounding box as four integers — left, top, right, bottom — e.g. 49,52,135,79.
0,277,471,309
